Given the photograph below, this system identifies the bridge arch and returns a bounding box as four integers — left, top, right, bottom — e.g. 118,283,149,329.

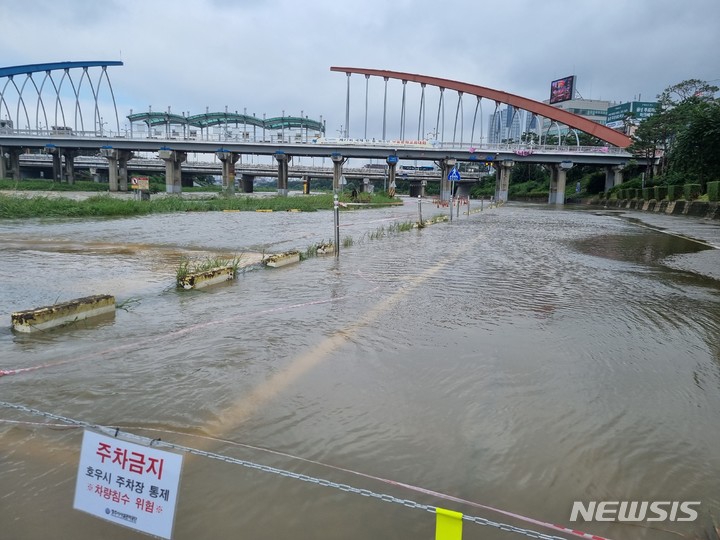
126,111,325,140
331,67,631,148
0,61,123,133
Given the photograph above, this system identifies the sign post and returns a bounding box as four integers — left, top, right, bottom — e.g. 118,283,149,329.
448,167,461,222
131,176,150,200
74,430,183,540
333,193,340,258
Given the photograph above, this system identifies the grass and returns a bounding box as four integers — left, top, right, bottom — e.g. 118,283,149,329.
175,255,243,285
367,220,417,240
0,192,403,219
0,178,110,191
301,240,334,260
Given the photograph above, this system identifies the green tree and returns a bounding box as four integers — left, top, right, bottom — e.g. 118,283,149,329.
629,113,665,180
658,79,718,107
667,99,720,187
630,79,719,181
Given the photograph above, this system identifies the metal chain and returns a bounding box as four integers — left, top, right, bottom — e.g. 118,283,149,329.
0,401,570,540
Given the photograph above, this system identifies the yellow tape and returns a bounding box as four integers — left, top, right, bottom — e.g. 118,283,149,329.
436,507,463,540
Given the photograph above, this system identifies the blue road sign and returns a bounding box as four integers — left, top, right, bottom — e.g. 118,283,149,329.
448,167,461,181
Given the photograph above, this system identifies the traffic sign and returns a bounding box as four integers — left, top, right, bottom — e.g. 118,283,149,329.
448,167,461,181
74,430,183,539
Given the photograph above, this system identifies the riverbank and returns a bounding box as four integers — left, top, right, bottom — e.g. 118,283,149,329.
581,200,720,283
0,191,401,218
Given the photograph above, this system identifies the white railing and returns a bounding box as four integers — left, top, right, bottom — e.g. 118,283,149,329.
1,129,630,156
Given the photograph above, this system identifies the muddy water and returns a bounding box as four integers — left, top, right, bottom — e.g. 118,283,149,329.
1,201,720,540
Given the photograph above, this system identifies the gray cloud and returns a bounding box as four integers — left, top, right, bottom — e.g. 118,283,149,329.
1,0,718,137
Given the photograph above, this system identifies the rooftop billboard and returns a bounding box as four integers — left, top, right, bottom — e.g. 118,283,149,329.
550,76,575,104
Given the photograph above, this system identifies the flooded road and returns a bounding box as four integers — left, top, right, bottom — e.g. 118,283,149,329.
1,200,720,540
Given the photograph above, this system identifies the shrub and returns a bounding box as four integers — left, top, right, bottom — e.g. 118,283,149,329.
667,185,680,201
642,188,653,200
707,181,719,202
683,184,702,200
654,186,667,201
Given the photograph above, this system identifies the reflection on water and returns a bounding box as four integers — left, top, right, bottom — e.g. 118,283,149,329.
1,202,720,539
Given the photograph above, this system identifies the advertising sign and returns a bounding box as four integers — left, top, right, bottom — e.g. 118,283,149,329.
549,76,575,104
74,430,183,539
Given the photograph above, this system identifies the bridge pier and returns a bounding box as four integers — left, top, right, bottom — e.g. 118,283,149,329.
241,173,254,193
7,148,23,180
548,164,569,205
386,156,398,196
63,149,78,184
409,180,425,198
439,158,456,201
216,150,239,195
332,153,348,193
100,149,134,192
117,150,133,191
159,149,187,193
301,174,310,195
5,148,22,180
275,152,291,196
44,146,64,182
495,160,513,203
455,183,471,199
605,164,625,192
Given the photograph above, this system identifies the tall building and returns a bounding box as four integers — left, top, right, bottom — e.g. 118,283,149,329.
487,106,533,143
541,98,616,140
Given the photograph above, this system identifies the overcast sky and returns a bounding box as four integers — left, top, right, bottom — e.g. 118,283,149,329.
1,0,719,139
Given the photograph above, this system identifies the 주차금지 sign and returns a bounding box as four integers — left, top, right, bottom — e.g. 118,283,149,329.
74,430,183,539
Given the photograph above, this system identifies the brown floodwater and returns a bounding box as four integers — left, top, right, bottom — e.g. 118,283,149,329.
1,201,720,540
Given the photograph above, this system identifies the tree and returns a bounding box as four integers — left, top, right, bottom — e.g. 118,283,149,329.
629,113,665,180
667,100,720,186
630,79,719,181
658,79,718,108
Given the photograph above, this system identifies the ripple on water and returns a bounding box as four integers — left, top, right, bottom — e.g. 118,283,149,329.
2,204,720,540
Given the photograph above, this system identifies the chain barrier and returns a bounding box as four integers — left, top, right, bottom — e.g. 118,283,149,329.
1,401,591,540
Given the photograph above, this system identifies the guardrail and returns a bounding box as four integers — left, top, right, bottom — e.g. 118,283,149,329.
1,129,630,156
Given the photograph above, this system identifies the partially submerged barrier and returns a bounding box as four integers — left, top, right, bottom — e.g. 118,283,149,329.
177,266,236,290
11,294,115,333
262,250,301,268
597,198,720,220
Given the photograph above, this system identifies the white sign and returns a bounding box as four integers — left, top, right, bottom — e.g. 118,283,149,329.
74,430,183,539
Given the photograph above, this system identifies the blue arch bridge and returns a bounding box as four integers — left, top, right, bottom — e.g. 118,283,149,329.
0,61,636,204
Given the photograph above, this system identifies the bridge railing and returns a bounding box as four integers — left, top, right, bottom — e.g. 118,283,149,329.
1,128,630,156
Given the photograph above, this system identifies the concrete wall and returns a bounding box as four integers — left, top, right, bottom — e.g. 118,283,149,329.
594,198,720,219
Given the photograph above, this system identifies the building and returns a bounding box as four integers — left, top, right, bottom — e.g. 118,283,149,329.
487,106,534,143
540,98,616,141
605,101,659,135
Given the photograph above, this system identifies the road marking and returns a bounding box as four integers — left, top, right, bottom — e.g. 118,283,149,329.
207,238,479,437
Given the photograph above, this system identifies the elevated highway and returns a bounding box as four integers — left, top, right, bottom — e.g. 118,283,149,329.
1,135,629,201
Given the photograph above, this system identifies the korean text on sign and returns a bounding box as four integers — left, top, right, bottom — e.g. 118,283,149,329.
74,430,183,540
